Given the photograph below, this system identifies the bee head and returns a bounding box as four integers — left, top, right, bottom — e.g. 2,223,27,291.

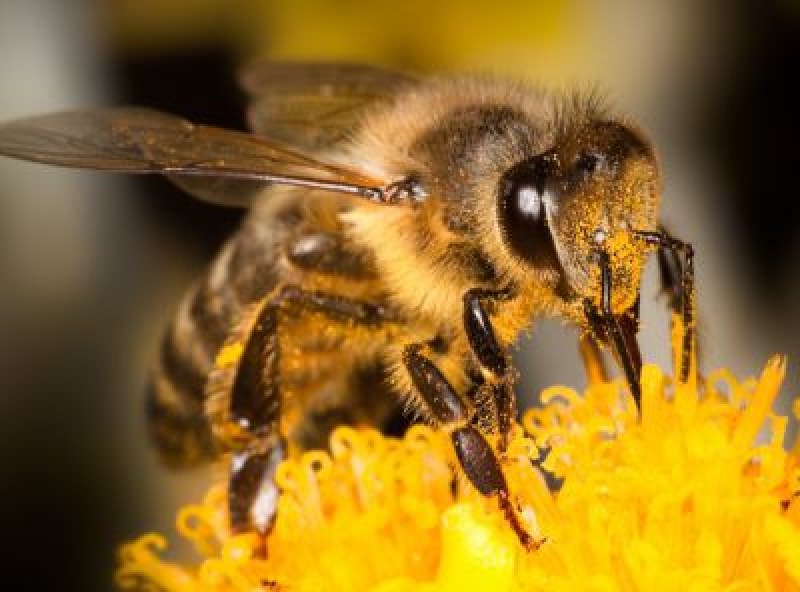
497,120,661,313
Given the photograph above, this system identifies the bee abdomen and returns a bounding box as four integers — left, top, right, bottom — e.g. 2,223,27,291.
146,300,222,466
147,217,284,466
147,278,241,467
145,377,216,468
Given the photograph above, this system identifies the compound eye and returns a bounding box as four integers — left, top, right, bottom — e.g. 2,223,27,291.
498,154,563,272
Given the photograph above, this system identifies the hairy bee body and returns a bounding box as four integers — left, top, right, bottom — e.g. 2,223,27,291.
149,79,580,467
149,189,387,462
0,64,691,545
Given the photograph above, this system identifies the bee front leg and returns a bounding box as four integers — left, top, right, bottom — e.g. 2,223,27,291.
462,289,516,450
403,343,535,550
634,228,696,382
584,252,643,409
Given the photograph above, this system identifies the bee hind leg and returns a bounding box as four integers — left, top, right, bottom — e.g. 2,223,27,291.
212,295,284,535
212,285,392,535
229,439,287,538
403,343,536,550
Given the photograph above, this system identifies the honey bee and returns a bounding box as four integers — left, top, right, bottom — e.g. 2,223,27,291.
0,62,694,548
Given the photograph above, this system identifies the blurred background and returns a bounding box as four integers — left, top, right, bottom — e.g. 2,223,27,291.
0,0,798,589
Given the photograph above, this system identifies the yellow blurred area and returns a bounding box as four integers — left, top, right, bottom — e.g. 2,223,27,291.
105,0,264,54
254,0,579,76
106,0,706,113
107,0,590,79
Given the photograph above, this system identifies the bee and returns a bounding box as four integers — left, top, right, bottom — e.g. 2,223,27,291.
0,62,694,548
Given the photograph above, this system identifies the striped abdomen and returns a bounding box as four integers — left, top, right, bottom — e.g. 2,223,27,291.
146,213,284,467
145,194,394,468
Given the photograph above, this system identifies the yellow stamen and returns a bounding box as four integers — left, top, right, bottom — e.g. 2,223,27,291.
118,351,800,591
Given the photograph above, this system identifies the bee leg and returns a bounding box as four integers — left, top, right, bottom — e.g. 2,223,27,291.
634,229,695,382
222,297,283,535
403,344,535,550
228,439,286,537
584,252,643,409
223,286,391,534
462,289,516,450
656,237,684,312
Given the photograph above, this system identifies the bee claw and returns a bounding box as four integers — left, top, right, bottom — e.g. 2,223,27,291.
496,489,541,551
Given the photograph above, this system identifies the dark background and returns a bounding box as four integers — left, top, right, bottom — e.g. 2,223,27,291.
0,1,798,589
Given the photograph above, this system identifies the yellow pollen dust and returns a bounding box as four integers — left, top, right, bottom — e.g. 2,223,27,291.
118,330,800,591
215,343,244,368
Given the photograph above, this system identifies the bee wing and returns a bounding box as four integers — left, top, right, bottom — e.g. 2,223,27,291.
240,61,416,151
0,107,389,207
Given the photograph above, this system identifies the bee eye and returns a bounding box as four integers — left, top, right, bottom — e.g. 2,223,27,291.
497,154,563,273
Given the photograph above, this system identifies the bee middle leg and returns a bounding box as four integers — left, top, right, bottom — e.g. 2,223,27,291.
462,289,517,449
403,343,535,549
211,285,390,535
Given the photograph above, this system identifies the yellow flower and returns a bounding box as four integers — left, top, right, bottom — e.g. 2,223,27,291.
118,350,800,591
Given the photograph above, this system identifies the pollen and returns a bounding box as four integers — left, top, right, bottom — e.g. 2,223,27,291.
118,340,800,591
215,342,244,368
